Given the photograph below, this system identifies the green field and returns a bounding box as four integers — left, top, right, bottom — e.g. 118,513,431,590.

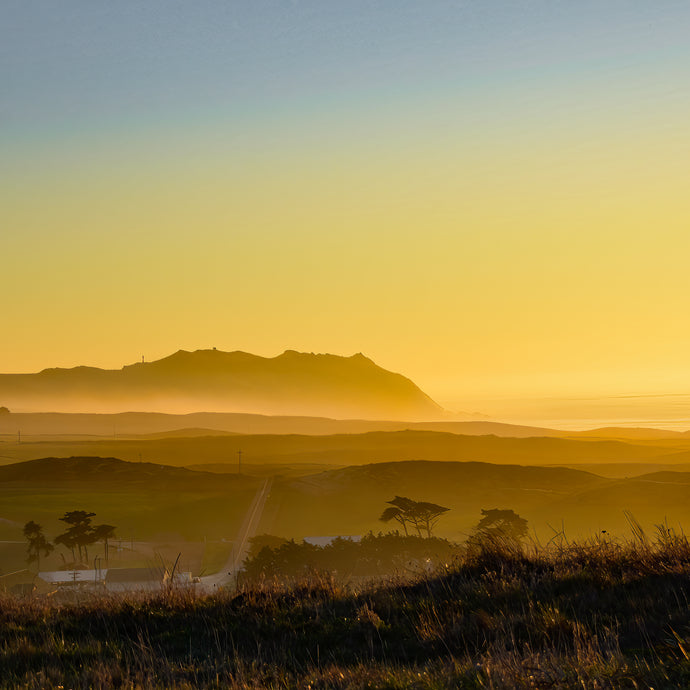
0,457,260,575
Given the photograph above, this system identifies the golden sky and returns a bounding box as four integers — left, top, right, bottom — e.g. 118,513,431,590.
3,3,690,419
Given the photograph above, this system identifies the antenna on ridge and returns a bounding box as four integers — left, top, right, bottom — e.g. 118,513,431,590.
142,355,145,364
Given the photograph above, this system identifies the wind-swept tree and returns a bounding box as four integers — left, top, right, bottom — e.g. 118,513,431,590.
380,496,417,535
54,511,118,565
23,521,53,571
55,510,96,563
92,523,117,562
380,496,450,538
411,501,451,538
472,508,529,546
53,530,77,562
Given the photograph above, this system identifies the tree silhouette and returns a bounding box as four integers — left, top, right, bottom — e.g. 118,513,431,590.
92,524,117,562
55,510,96,563
473,508,529,545
54,511,118,565
380,496,417,536
380,496,449,538
23,521,53,571
247,534,289,561
413,501,451,538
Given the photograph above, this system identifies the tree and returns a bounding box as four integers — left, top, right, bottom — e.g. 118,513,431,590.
23,521,53,571
472,508,529,546
92,524,117,562
380,496,450,538
55,510,97,563
412,501,451,538
380,496,416,536
54,511,118,565
247,534,289,561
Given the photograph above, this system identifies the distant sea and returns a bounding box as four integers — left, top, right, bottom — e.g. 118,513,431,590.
458,393,690,432
518,418,690,432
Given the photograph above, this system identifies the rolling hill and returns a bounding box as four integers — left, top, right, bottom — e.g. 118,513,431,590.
0,429,682,470
0,411,552,438
0,430,688,472
0,456,260,545
4,453,690,551
0,455,250,490
258,460,690,542
258,460,609,540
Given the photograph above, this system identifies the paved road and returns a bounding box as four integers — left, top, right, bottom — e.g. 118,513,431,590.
3,483,274,595
199,477,273,592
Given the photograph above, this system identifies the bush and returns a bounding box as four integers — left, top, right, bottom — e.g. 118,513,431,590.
241,532,459,583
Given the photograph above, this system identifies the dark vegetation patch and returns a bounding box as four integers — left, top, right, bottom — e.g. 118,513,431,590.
3,537,690,688
241,533,458,582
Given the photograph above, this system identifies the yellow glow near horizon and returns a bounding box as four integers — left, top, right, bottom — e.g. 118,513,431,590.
4,65,690,421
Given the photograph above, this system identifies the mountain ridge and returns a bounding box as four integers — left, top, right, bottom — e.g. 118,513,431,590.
0,349,444,420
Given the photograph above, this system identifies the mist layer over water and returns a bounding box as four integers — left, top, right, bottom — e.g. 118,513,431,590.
448,393,690,432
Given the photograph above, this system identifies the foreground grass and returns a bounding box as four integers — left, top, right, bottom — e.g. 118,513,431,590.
3,537,690,688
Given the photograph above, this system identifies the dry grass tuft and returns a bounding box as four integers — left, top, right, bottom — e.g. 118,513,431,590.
2,534,690,687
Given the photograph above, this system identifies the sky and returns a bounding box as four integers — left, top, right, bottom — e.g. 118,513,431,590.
3,1,690,421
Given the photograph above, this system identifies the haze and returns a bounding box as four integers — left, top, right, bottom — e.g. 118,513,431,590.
5,8,690,682
3,2,690,426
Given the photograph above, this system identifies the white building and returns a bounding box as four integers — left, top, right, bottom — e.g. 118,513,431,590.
39,569,106,587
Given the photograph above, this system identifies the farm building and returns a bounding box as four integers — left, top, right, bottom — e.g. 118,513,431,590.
104,566,167,592
39,569,105,587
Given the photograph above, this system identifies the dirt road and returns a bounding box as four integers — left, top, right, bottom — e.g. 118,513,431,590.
199,477,272,592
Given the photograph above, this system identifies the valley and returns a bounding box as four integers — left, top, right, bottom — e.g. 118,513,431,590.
3,417,690,585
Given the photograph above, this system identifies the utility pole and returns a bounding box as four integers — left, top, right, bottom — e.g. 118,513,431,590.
237,449,242,475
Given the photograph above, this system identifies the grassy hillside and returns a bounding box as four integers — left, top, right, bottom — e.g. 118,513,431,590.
0,429,682,470
2,538,690,688
4,451,690,551
5,410,690,441
260,460,607,541
260,460,690,542
547,471,690,535
0,457,259,551
0,456,246,489
546,461,690,478
3,450,690,552
571,426,690,440
0,412,549,437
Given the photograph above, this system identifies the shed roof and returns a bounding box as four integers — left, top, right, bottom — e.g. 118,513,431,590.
39,569,105,584
105,567,166,583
